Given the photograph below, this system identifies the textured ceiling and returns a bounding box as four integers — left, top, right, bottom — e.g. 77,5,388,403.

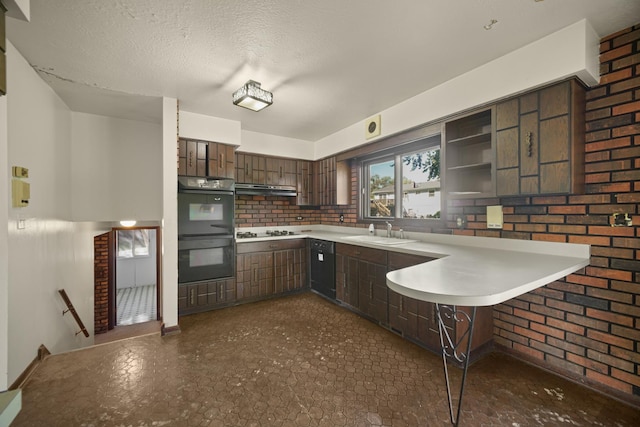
6,0,640,141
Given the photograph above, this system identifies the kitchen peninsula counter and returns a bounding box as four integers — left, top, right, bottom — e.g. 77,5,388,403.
237,225,590,305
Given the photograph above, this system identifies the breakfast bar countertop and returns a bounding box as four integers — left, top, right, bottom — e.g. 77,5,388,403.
236,225,590,307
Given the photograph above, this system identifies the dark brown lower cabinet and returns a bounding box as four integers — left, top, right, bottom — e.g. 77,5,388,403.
178,278,236,316
388,252,440,348
336,243,388,325
236,239,307,302
386,251,494,362
236,250,273,300
273,247,307,293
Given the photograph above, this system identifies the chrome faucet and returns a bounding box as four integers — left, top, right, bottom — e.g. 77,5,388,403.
385,221,392,238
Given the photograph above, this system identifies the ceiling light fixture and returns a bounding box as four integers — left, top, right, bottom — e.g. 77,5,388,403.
120,220,137,227
232,80,273,111
484,19,498,30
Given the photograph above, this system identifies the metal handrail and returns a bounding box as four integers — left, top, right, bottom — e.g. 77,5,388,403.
58,289,90,337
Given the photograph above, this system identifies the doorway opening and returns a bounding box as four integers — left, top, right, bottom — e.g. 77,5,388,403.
94,226,162,341
115,228,157,325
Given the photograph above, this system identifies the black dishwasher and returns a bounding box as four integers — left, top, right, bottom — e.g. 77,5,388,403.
310,239,336,300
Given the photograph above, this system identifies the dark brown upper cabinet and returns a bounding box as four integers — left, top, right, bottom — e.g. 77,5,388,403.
313,157,350,206
235,153,266,184
266,157,297,187
495,79,585,196
178,138,207,177
207,142,236,179
296,160,314,206
178,138,236,178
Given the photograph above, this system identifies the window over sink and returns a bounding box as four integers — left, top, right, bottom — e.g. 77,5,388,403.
361,134,442,222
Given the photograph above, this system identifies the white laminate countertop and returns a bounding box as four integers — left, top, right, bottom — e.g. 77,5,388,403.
235,225,591,307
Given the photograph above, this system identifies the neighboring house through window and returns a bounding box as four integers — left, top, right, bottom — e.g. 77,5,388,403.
362,134,441,222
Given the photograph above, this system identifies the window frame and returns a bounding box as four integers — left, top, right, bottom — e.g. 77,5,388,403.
117,229,151,259
358,133,444,228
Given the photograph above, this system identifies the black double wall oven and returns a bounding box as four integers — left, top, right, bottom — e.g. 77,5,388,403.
177,177,235,284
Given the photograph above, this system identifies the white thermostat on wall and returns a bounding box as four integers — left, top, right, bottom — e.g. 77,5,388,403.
365,114,381,139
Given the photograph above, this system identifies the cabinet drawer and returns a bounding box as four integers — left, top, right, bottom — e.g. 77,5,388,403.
237,239,305,254
336,243,387,264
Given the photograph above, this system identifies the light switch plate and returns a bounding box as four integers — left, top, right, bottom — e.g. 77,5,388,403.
487,205,503,229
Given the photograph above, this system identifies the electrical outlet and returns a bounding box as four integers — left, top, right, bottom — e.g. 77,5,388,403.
339,214,344,223
611,213,632,227
296,216,303,221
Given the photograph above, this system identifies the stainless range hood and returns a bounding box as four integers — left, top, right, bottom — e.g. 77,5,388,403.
234,183,297,196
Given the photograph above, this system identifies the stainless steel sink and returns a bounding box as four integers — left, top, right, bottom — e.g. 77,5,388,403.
341,235,416,245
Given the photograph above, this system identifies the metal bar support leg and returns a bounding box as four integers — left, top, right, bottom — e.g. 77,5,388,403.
435,304,477,426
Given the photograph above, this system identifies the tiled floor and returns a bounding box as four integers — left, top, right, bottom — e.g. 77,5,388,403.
14,293,640,426
116,284,157,325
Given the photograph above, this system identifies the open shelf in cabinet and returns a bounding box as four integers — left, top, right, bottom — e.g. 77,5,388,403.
445,108,495,198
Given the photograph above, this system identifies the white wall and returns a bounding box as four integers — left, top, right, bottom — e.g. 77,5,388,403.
0,70,9,391
178,111,315,159
71,112,163,222
5,40,100,386
315,20,600,159
179,110,241,146
239,130,314,160
3,0,30,21
162,98,179,331
116,229,157,289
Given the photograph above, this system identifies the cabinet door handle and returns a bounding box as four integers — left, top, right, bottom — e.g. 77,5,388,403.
279,166,283,178
526,132,533,157
245,163,249,175
254,269,258,283
220,153,223,167
188,150,194,167
219,283,224,301
269,244,278,249
399,296,404,312
190,288,195,305
369,282,373,299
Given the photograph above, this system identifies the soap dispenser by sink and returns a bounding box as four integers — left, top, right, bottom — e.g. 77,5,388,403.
368,224,375,235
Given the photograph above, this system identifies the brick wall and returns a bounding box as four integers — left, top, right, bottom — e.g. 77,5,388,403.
235,195,322,228
94,232,110,335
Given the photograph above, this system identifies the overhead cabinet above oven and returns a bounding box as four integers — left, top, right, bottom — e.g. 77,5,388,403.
178,138,236,179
